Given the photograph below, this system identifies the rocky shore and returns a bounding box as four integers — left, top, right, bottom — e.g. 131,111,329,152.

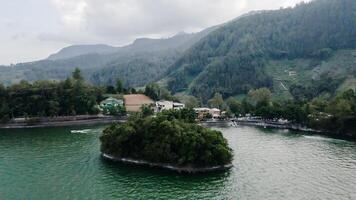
102,153,233,173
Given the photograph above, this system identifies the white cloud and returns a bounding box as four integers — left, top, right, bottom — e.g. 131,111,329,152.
48,0,309,43
0,0,308,65
47,0,250,44
51,0,87,29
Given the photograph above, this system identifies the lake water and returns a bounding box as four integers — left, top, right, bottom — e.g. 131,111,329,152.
0,125,355,200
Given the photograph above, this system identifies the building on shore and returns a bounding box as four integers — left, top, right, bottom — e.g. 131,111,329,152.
124,94,154,112
155,101,185,112
99,97,124,110
173,102,185,110
210,108,221,119
194,108,211,120
194,108,222,120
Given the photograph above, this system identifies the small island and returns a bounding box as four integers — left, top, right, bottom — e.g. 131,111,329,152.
100,108,233,173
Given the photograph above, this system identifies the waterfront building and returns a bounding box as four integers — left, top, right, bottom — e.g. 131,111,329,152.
100,97,124,110
194,108,211,119
209,108,221,118
155,101,185,112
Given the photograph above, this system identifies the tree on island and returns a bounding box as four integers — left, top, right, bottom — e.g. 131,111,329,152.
100,108,233,167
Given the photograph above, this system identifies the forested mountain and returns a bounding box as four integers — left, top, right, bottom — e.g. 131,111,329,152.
167,0,356,101
0,54,111,86
0,28,215,87
47,28,216,62
89,27,218,87
90,50,181,87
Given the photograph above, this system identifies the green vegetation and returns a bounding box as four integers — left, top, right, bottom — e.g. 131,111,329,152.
0,68,104,122
102,104,126,116
173,93,203,109
144,83,176,101
100,108,233,167
91,51,180,88
265,50,356,100
167,0,356,101
226,88,356,137
208,93,225,109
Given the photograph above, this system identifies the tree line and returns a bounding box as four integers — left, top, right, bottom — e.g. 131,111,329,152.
201,88,356,137
0,69,104,122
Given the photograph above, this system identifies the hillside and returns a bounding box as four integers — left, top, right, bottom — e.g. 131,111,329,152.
89,27,218,87
0,29,215,87
90,50,181,87
166,0,356,101
267,49,356,100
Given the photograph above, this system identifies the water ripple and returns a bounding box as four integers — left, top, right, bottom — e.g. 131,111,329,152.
0,125,355,200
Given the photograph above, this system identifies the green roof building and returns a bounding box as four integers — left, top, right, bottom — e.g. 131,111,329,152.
100,97,124,109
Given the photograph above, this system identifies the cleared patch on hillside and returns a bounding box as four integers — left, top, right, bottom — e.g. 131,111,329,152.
266,49,356,99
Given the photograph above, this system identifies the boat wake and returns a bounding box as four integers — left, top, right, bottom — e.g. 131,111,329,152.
303,135,346,143
70,129,93,134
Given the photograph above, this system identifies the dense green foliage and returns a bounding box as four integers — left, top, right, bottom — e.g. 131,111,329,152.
265,49,356,100
289,74,345,101
0,69,104,122
227,88,356,137
168,0,356,101
144,83,176,101
208,93,225,109
102,105,126,116
90,51,181,88
100,109,232,167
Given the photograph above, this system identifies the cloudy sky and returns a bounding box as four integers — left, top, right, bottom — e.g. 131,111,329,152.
0,0,307,65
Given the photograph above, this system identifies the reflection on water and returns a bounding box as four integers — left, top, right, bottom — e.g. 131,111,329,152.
0,125,355,200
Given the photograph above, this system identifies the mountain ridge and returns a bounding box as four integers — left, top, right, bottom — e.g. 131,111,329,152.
166,0,356,101
0,27,216,87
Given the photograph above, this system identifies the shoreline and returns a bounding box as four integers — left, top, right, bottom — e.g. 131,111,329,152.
232,120,321,133
0,115,127,129
101,153,233,173
231,119,355,140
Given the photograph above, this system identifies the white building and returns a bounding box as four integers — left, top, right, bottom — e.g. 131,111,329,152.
155,101,185,112
194,107,222,119
209,108,221,118
173,102,185,110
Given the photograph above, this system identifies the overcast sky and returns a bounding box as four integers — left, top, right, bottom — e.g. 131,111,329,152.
0,0,307,65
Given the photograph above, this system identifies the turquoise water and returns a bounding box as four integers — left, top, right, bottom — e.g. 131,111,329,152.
0,125,355,199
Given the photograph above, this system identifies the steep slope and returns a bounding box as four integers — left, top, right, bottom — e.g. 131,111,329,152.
167,0,356,101
90,50,181,87
87,28,218,87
